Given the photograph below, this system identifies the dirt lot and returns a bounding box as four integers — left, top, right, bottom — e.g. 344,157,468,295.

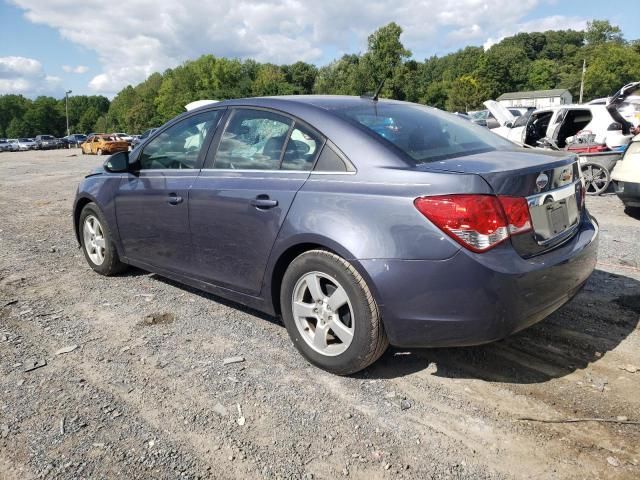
1,149,639,479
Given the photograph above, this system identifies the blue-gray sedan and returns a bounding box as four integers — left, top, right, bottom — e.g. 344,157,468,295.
73,96,598,374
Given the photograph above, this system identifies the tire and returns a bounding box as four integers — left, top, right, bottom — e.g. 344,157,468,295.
280,250,388,375
79,203,128,276
581,162,610,195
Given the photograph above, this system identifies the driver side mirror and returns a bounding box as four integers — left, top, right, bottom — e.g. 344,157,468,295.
104,151,130,173
505,121,514,129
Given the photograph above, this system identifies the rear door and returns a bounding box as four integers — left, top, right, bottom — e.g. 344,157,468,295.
189,107,324,294
114,109,224,273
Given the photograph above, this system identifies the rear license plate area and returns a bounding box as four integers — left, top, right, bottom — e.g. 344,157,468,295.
547,202,570,235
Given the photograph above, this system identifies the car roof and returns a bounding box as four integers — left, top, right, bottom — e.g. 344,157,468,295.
192,94,411,113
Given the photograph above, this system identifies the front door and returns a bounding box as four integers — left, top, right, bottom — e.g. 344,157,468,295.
114,109,224,273
189,108,324,295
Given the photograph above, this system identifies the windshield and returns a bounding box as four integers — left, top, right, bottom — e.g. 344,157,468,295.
335,103,517,164
19,138,30,142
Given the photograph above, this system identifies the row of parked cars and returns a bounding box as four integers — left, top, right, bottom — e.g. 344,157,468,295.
0,134,88,152
0,129,161,155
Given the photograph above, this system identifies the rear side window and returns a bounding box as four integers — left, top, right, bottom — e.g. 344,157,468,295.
213,109,293,170
281,123,323,171
335,103,516,164
313,143,354,172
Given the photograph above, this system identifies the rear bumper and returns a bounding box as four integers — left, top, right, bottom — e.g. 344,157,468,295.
361,213,599,348
613,180,640,208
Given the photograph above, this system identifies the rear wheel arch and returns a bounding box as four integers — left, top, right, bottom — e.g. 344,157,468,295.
268,240,382,317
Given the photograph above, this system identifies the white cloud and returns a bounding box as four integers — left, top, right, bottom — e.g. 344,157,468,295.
62,65,89,74
0,56,62,95
8,1,587,95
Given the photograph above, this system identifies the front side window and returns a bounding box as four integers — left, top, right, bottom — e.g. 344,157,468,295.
213,109,293,170
139,110,222,170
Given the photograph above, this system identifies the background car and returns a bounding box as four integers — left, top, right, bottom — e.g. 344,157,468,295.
112,132,133,145
63,133,88,147
468,107,532,128
612,133,640,209
0,139,11,152
73,96,598,375
131,128,157,148
16,138,37,150
35,134,60,150
80,134,129,155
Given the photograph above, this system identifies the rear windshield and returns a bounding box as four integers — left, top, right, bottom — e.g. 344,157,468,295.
334,103,517,164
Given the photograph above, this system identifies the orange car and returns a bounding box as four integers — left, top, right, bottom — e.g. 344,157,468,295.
80,134,129,155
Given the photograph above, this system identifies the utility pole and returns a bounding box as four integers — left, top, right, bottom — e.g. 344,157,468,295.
579,60,586,104
65,90,72,137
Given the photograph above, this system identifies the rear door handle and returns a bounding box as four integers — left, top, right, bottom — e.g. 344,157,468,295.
167,193,183,205
250,195,278,209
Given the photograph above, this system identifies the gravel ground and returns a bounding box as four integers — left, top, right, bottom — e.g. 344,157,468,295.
1,149,639,480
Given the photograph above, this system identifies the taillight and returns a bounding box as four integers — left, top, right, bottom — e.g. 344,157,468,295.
414,194,532,253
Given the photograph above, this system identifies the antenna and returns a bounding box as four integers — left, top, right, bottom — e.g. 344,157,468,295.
372,78,386,101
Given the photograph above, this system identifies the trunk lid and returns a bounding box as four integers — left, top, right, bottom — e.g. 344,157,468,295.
607,81,640,134
419,149,582,257
483,100,516,127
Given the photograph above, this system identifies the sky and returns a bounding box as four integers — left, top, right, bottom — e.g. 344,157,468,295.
0,0,638,99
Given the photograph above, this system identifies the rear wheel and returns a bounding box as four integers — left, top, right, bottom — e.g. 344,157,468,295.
280,250,388,375
79,203,127,276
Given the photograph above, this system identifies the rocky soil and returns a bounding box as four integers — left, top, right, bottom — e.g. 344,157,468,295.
1,149,639,479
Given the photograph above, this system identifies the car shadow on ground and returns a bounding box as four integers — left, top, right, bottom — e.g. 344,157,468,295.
624,206,640,220
149,273,282,326
361,269,640,383
131,267,638,384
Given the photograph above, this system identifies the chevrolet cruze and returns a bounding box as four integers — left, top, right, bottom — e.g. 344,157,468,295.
73,96,598,374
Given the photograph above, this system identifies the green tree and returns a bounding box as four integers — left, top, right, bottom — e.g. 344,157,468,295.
583,42,640,98
284,61,318,94
0,95,30,137
6,117,27,138
360,22,411,96
445,75,486,112
527,59,559,90
252,64,295,96
22,96,65,136
77,106,100,133
585,20,624,45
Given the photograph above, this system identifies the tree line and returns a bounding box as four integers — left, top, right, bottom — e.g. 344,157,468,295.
1,19,638,138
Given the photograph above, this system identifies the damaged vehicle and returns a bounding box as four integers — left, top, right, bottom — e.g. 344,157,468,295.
487,83,640,195
73,96,598,375
80,134,129,156
487,82,639,150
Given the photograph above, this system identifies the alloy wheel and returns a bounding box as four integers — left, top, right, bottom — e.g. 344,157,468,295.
582,163,610,195
292,271,354,356
83,215,106,265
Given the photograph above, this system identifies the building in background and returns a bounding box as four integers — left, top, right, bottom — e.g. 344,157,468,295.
497,89,573,109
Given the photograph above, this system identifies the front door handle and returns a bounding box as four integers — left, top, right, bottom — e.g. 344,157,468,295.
250,195,278,209
167,193,183,205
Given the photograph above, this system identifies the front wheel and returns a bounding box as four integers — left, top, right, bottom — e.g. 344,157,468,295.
280,250,388,375
79,203,128,276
